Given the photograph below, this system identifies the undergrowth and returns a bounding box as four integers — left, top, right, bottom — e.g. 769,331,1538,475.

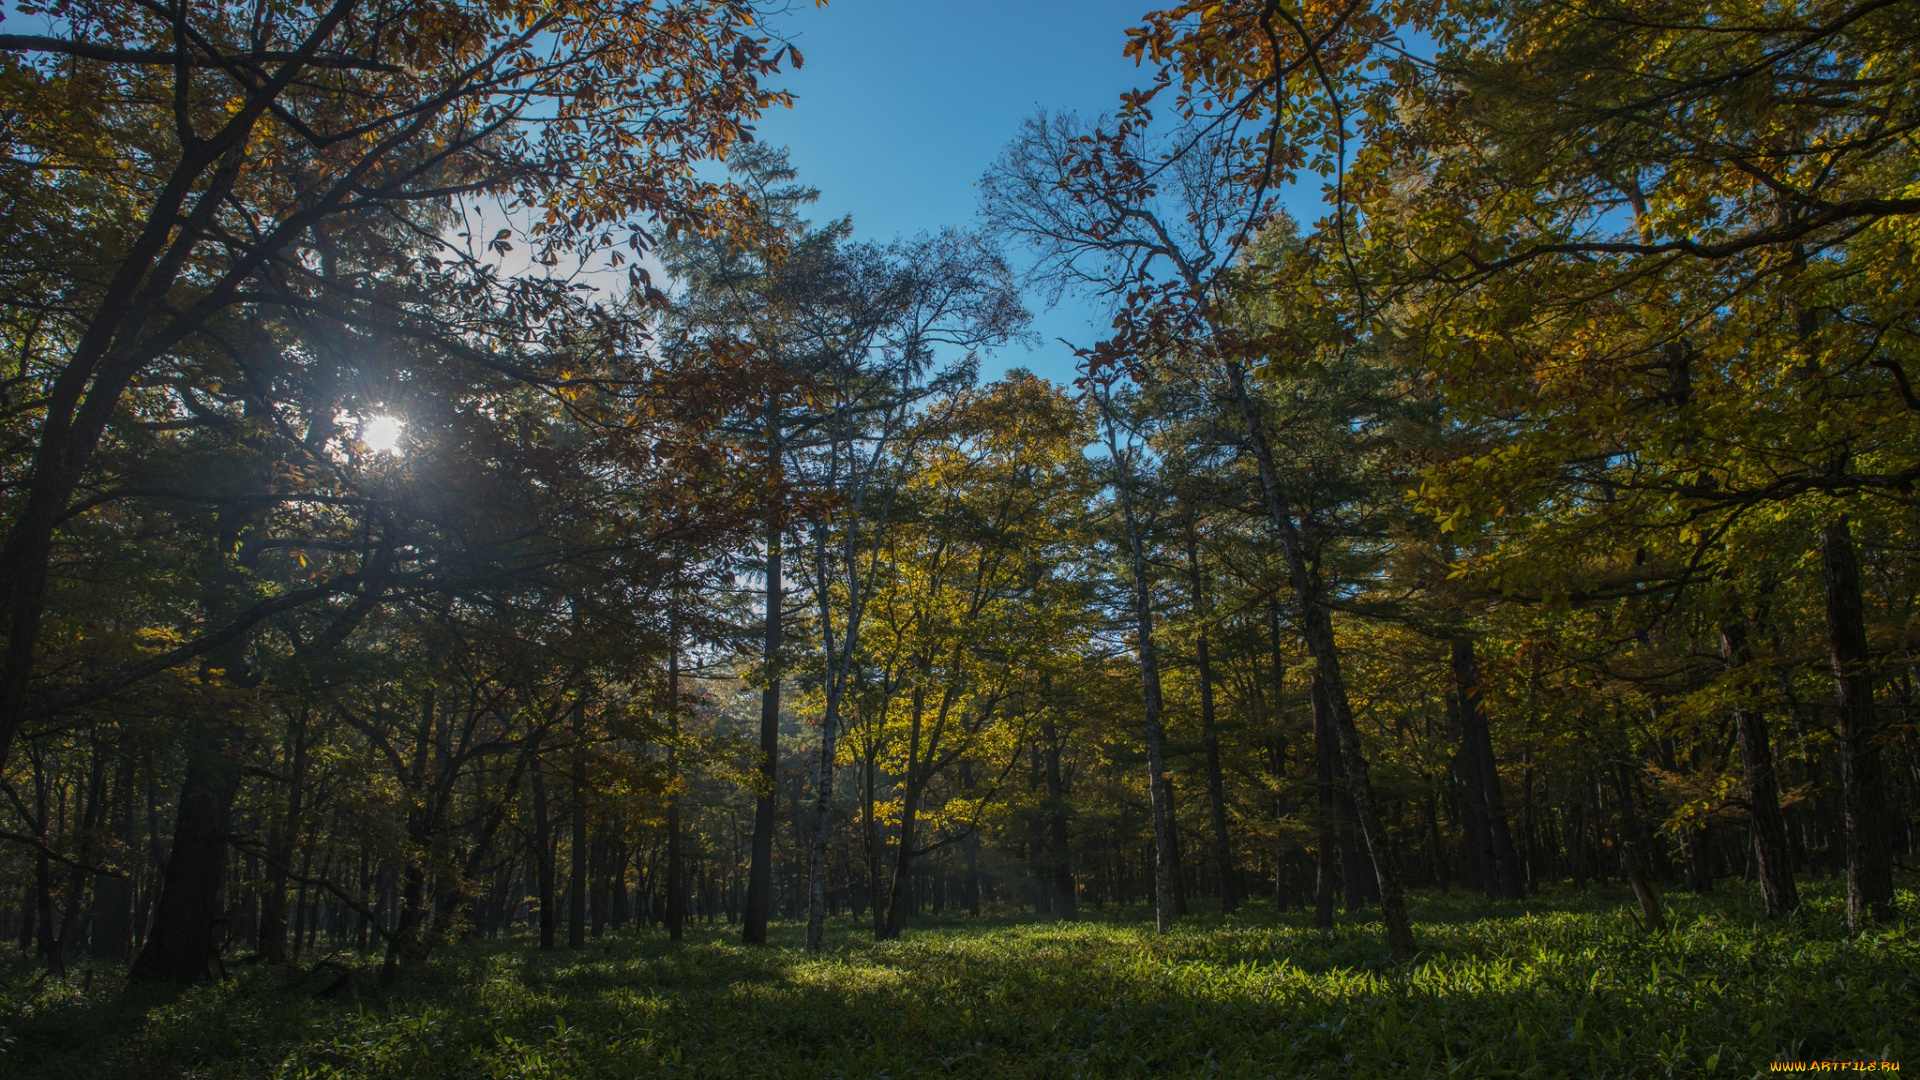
1,875,1914,1079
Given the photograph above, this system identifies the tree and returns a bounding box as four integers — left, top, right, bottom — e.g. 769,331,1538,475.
0,0,796,771
984,111,1418,959
857,374,1095,939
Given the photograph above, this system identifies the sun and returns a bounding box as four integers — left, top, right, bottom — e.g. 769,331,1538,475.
361,415,405,454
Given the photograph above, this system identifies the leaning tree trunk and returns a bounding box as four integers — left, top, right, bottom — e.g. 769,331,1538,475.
131,727,243,983
1818,520,1896,926
1226,359,1416,961
1720,616,1798,917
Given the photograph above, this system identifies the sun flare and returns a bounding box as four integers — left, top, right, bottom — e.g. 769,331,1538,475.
361,415,404,454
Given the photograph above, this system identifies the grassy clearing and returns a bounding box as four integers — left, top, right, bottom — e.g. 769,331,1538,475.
2,877,1914,1079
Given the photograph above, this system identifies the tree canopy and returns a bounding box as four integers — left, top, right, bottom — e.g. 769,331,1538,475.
0,2,1912,1044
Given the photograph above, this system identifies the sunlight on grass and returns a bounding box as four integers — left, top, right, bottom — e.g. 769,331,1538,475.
3,879,1914,1079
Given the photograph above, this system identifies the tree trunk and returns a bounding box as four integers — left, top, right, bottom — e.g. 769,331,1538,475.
745,470,782,945
803,669,843,951
666,622,685,943
30,760,57,969
130,731,242,984
1338,789,1369,911
1818,520,1897,926
569,702,589,950
880,772,923,940
1452,638,1524,900
1612,762,1667,932
863,749,885,938
1129,541,1177,935
881,681,940,941
590,829,610,940
1311,671,1338,929
87,748,137,959
532,764,556,950
1227,359,1414,961
1450,738,1493,896
259,712,309,964
1165,773,1190,915
1720,616,1799,917
1102,402,1177,935
964,833,982,917
380,861,427,986
1267,605,1294,910
289,844,315,962
1042,721,1077,920
1185,531,1235,913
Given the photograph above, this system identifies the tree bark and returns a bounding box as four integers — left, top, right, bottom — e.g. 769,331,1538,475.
1338,788,1369,911
800,649,843,949
258,710,310,963
130,728,242,983
380,860,427,986
1041,721,1077,920
964,831,982,916
805,514,873,952
1184,530,1235,913
880,681,948,941
1226,360,1415,960
745,459,782,944
1612,762,1667,932
1267,604,1295,910
1452,638,1524,900
1111,427,1177,935
590,828,610,939
569,702,589,949
1164,773,1190,916
804,694,840,952
1311,671,1338,929
862,748,885,937
1720,616,1799,917
879,690,929,941
1818,520,1897,926
532,763,556,950
881,788,920,940
666,616,685,943
87,748,137,959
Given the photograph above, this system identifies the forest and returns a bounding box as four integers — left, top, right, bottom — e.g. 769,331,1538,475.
0,0,1915,1076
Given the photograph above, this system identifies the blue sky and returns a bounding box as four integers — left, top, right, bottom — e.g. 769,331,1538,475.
750,1,1157,384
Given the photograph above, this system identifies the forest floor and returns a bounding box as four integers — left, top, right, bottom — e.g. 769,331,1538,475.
1,875,1915,1079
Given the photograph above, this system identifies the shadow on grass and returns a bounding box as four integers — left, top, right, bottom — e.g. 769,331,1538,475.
2,871,1913,1079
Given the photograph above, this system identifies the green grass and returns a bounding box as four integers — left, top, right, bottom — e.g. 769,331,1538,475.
2,877,1915,1079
